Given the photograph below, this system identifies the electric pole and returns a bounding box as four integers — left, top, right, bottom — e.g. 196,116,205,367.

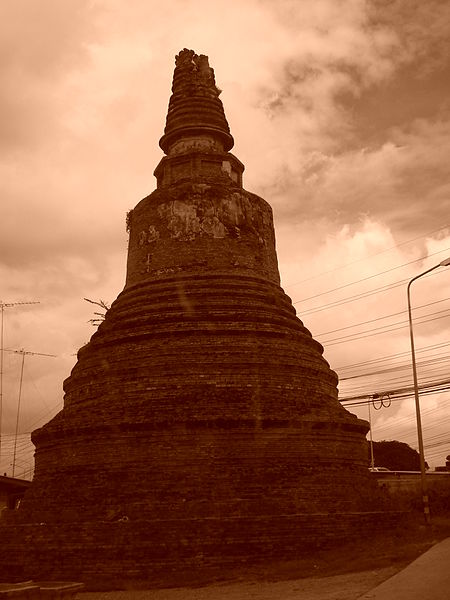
0,301,40,471
11,348,56,477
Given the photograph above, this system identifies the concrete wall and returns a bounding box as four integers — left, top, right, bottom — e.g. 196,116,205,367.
372,471,450,513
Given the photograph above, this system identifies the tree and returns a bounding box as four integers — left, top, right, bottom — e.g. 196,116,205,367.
370,440,429,471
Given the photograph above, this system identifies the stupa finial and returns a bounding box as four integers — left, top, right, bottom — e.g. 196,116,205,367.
173,48,222,96
159,49,234,154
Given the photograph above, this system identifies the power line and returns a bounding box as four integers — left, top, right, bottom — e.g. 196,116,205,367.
334,340,450,372
338,364,450,398
299,277,409,315
320,306,450,343
315,297,449,337
293,246,450,305
321,311,450,347
296,264,447,316
284,223,450,288
338,354,450,383
338,352,450,377
340,377,450,404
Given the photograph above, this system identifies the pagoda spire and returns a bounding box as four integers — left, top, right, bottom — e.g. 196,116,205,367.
0,49,389,590
159,48,234,154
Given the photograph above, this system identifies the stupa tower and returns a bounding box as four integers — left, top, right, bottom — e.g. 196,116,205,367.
0,50,387,588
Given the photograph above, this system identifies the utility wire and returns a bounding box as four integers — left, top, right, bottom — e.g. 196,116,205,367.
322,311,450,346
338,355,450,383
285,223,450,288
297,265,447,315
320,306,450,343
293,246,450,305
334,340,450,372
315,297,449,337
340,377,450,403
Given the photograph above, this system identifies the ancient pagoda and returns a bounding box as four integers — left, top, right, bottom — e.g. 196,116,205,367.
0,49,389,588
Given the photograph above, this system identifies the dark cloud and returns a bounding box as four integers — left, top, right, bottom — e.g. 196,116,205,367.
369,0,450,76
264,115,450,241
241,1,450,245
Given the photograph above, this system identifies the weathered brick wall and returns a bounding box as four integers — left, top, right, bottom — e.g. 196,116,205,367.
0,252,380,584
0,48,388,587
0,511,403,589
55,273,341,425
20,423,372,523
125,181,279,288
0,267,381,584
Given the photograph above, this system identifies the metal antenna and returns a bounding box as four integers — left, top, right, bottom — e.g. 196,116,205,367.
0,301,40,470
11,348,56,477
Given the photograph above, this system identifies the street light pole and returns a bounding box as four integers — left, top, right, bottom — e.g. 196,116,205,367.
407,257,450,526
368,400,375,470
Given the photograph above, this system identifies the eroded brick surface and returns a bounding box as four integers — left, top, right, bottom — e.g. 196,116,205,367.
0,49,392,588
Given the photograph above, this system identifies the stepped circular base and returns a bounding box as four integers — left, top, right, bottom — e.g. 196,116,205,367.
2,273,378,586
0,511,402,589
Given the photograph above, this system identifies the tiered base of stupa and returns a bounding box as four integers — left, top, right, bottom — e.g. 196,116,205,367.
1,512,401,588
0,49,402,589
0,273,396,588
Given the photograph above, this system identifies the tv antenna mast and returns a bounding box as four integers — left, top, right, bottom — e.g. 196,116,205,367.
0,301,40,471
11,348,56,477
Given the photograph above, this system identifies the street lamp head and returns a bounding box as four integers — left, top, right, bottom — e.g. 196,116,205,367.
439,257,450,267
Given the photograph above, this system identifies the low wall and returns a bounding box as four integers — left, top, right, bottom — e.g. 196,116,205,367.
371,472,450,513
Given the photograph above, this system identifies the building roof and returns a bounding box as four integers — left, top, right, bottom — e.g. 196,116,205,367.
0,475,32,492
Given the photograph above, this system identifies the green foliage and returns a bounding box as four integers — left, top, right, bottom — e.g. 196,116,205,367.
370,440,428,471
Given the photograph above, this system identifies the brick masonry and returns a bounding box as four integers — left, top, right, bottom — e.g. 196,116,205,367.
0,49,396,588
0,511,403,589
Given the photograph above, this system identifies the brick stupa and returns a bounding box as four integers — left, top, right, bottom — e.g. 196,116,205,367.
0,50,390,588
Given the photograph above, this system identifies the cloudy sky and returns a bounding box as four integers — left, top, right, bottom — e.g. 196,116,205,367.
1,0,450,477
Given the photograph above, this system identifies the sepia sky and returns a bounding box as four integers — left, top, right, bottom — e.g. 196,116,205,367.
1,0,450,476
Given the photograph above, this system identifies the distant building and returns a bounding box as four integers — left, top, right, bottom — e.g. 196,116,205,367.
434,454,450,472
0,475,31,511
